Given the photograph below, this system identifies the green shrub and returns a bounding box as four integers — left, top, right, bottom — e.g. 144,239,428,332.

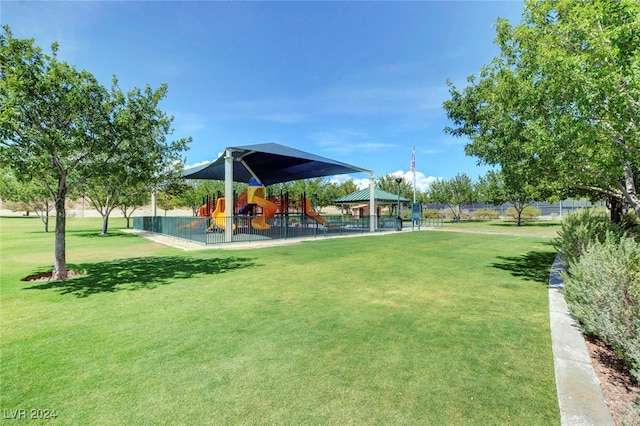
621,211,640,236
422,209,440,219
441,208,472,221
473,208,500,220
402,210,411,220
554,208,624,267
563,235,640,381
505,206,540,220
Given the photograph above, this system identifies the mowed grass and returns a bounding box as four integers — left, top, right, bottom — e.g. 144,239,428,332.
443,219,562,238
1,216,559,425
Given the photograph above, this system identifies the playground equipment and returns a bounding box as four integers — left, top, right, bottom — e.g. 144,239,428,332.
304,198,325,225
193,183,325,234
208,197,236,231
246,183,277,230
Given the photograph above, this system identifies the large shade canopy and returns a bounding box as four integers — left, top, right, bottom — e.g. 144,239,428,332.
183,143,371,185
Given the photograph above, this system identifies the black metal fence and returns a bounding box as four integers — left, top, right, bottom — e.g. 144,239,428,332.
133,214,444,246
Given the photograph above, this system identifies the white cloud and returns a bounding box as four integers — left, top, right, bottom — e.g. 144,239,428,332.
391,170,441,192
184,160,211,170
331,170,440,193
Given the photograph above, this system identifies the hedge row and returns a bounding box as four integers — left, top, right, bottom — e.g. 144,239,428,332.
556,209,640,383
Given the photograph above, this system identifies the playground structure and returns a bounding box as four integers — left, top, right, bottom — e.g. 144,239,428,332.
197,181,325,235
209,197,236,231
138,143,446,245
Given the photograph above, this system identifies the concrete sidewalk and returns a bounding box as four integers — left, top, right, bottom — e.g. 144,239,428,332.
549,254,614,425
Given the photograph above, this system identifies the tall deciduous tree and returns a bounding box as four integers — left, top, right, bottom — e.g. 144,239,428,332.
376,174,413,199
174,180,224,216
82,79,190,235
118,185,150,229
0,27,190,278
477,169,537,226
427,173,477,222
1,27,110,280
443,1,640,219
337,179,359,198
0,166,52,231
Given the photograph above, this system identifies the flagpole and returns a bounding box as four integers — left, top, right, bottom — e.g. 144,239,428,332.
411,145,416,204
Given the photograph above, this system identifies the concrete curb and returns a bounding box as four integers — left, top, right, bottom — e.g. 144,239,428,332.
549,254,614,425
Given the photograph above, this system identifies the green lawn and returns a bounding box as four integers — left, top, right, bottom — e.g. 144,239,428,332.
442,219,562,238
1,216,560,424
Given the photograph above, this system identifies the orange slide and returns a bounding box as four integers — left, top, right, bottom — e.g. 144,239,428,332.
304,199,325,225
208,198,236,231
251,196,277,230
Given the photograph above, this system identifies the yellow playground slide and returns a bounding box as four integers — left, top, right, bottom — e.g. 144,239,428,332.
304,199,325,225
208,198,236,231
251,196,277,230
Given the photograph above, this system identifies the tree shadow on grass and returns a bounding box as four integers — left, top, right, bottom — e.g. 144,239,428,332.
23,256,259,298
491,250,558,284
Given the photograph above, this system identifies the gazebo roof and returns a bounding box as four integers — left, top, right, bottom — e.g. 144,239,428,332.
183,142,371,185
334,188,409,204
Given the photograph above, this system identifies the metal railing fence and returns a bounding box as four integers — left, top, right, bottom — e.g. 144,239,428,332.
133,214,444,246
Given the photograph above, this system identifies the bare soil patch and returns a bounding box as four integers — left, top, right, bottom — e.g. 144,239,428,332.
585,335,640,425
21,270,85,282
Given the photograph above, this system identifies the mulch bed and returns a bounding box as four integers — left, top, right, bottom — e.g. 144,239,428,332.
584,335,640,425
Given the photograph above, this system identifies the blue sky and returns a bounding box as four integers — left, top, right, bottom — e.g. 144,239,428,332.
2,1,524,190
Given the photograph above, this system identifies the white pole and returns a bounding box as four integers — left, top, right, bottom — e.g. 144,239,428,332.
151,189,157,217
369,172,376,232
224,148,234,243
412,145,416,204
559,200,563,219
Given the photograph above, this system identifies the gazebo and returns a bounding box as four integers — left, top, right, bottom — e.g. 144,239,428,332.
334,188,409,219
183,143,375,242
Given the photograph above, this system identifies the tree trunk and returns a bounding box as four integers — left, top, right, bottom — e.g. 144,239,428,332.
52,180,68,281
101,214,109,235
516,202,524,227
622,162,640,217
607,196,624,224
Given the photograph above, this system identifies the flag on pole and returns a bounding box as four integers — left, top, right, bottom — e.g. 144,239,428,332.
410,145,415,173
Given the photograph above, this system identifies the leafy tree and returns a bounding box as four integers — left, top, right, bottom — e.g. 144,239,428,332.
118,185,150,229
376,174,412,198
156,190,176,216
174,180,223,216
154,173,193,216
284,178,336,212
0,27,110,280
376,174,413,214
444,1,640,220
82,79,190,235
0,166,52,231
0,27,189,279
337,179,358,197
477,169,538,226
427,173,477,222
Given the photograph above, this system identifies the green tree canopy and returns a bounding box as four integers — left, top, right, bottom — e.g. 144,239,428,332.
0,27,190,279
443,0,640,218
427,173,477,222
82,78,190,235
0,166,52,231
